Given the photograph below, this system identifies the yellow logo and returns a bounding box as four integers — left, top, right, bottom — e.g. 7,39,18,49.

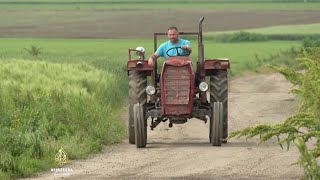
55,148,68,166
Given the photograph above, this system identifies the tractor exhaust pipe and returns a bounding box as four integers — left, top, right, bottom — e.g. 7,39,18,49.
197,17,207,103
198,17,205,78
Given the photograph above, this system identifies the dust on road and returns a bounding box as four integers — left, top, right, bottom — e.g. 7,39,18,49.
26,72,302,180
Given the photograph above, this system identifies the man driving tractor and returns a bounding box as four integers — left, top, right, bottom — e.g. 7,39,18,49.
148,26,192,66
127,17,230,148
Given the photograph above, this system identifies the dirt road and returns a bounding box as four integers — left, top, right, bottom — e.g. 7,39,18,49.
27,72,302,179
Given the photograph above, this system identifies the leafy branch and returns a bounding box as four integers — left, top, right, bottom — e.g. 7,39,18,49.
228,49,320,179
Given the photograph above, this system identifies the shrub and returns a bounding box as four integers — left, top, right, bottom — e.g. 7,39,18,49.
302,37,320,48
214,31,268,42
255,46,301,67
228,49,320,179
23,45,42,57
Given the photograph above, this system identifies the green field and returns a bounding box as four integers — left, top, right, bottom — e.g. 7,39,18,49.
1,0,319,39
0,38,301,75
207,23,320,35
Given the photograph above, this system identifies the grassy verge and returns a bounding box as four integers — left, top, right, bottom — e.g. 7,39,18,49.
0,60,126,179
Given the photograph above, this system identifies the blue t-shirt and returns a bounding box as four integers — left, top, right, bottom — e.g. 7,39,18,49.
156,39,191,60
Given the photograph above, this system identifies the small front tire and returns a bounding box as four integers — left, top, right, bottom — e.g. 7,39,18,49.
210,102,223,146
134,103,147,148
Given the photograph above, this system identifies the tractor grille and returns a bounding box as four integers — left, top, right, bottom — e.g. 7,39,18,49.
163,66,191,104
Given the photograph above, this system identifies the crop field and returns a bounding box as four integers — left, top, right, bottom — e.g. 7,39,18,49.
233,23,320,35
0,1,320,38
206,23,320,36
0,0,319,179
0,38,300,74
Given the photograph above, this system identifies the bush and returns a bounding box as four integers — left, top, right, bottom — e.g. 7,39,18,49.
23,45,42,57
214,31,268,42
181,31,268,43
302,37,320,48
267,34,320,41
255,46,301,68
228,49,320,179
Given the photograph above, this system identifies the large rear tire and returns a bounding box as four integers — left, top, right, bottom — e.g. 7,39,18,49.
128,71,147,144
134,103,147,148
210,102,223,146
210,70,228,142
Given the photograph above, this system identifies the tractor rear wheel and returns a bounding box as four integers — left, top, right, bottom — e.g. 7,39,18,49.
210,102,223,146
134,103,147,148
128,70,147,144
210,70,228,142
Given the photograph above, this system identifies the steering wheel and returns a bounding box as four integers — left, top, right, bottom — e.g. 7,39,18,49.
166,46,191,57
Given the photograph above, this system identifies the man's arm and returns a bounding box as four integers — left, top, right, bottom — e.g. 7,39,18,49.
148,53,159,66
181,45,192,53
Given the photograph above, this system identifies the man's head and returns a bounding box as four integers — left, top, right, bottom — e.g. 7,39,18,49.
167,26,179,44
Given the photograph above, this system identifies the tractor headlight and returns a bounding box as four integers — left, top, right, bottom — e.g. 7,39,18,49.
135,46,145,53
199,82,208,92
146,85,156,95
136,61,143,68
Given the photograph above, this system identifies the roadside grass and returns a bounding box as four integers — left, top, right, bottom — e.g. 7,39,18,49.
0,60,127,179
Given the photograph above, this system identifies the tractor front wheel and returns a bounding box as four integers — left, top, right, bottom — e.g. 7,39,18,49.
128,70,147,144
134,103,147,148
210,70,228,142
210,101,223,146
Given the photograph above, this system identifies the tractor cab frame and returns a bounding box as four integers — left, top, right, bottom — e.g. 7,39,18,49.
127,17,230,148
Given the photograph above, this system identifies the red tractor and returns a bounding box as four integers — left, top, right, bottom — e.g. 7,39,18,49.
127,17,230,148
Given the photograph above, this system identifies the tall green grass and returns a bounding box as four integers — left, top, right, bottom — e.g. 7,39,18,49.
0,60,126,179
